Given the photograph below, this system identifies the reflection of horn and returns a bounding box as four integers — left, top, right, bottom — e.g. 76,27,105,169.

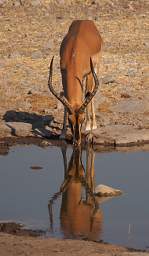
86,145,95,202
48,190,62,232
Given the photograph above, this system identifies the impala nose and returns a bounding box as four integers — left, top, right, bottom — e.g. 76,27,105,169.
73,140,81,147
73,126,81,147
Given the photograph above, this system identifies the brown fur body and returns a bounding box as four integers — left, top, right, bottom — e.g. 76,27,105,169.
48,20,102,145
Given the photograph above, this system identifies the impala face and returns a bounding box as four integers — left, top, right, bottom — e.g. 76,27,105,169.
68,112,85,146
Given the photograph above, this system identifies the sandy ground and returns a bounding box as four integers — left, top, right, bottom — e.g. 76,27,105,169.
0,0,149,146
0,0,149,255
1,233,149,256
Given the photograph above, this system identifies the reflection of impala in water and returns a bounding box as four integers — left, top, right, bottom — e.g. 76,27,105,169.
48,146,103,241
48,146,122,241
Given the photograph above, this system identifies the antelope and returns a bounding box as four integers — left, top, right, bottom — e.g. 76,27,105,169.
48,20,102,146
48,146,103,240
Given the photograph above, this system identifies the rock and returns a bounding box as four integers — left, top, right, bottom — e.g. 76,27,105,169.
57,101,63,110
13,0,23,7
120,93,131,99
56,0,65,4
0,61,5,68
43,39,54,50
31,0,41,6
0,0,5,5
110,99,148,113
31,51,43,59
30,166,43,170
127,68,137,77
0,122,11,138
115,128,149,146
92,125,149,147
95,184,123,197
6,122,32,137
27,90,32,95
102,75,116,84
9,51,21,59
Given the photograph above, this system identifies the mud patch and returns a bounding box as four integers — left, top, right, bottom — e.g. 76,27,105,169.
0,222,43,237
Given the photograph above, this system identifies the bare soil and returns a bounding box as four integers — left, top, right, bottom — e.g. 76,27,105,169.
1,232,149,256
0,0,149,255
0,0,149,147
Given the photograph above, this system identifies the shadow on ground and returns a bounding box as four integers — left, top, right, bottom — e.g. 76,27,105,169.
3,110,61,139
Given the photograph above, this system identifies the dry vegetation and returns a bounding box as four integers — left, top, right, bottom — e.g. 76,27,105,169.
0,0,149,142
0,1,149,254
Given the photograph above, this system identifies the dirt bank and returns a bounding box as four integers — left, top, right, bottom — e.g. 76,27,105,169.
0,0,149,254
0,0,149,148
1,233,149,256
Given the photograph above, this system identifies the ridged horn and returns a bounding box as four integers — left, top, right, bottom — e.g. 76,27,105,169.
77,58,100,114
48,56,73,114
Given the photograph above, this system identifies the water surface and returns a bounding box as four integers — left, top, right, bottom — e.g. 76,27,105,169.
0,145,149,250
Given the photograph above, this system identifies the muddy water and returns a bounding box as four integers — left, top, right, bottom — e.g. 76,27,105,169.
0,145,149,250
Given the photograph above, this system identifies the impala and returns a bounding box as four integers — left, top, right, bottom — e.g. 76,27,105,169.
48,20,102,145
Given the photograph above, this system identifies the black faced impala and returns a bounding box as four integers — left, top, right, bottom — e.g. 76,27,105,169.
48,20,102,145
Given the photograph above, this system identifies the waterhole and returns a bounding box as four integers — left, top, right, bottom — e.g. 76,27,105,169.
0,144,149,250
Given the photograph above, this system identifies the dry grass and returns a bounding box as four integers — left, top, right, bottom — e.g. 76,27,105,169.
0,0,148,129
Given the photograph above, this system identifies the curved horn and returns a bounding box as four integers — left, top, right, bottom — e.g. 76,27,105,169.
48,56,73,114
77,58,100,114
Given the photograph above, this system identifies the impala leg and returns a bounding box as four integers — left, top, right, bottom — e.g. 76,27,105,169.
91,95,97,130
86,53,100,132
60,107,68,139
91,52,101,130
85,95,97,131
85,75,92,132
85,74,94,144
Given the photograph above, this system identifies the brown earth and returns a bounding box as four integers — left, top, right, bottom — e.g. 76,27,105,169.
1,233,149,256
0,222,149,256
0,0,149,147
0,0,149,255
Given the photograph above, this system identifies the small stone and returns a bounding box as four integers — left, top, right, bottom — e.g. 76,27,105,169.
31,51,43,59
95,184,123,197
31,0,41,6
0,0,5,5
111,99,147,113
120,93,131,98
43,39,54,50
6,122,32,137
0,122,11,137
127,68,137,77
13,0,23,7
0,60,5,68
30,166,43,170
57,0,65,4
102,75,115,84
27,90,32,95
56,16,63,20
9,51,21,59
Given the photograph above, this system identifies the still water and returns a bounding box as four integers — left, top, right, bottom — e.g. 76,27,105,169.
0,145,149,250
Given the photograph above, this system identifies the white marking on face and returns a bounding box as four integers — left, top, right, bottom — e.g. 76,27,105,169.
72,50,76,58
